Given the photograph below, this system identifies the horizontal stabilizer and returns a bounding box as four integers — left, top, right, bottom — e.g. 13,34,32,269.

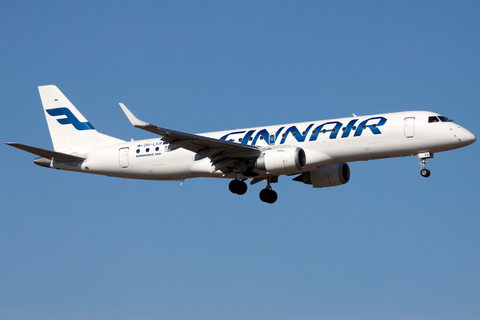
5,142,86,162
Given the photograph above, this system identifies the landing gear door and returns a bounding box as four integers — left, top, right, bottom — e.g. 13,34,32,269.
404,117,415,138
119,147,129,168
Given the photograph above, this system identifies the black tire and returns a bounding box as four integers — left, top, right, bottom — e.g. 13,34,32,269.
266,190,278,204
259,189,269,202
237,181,248,195
229,180,241,194
420,168,431,178
229,180,248,195
260,189,278,203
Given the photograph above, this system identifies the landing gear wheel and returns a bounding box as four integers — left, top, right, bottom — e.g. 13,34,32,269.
259,188,278,204
237,181,247,195
420,168,431,178
267,190,278,204
229,180,248,195
259,189,269,202
418,154,433,178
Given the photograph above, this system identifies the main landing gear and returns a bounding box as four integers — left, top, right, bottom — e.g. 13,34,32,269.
229,176,278,204
259,177,278,204
259,187,277,204
418,152,433,178
229,179,248,195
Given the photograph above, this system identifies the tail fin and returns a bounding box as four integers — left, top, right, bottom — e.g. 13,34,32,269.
39,85,123,152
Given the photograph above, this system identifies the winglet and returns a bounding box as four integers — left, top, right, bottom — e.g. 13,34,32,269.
119,103,150,127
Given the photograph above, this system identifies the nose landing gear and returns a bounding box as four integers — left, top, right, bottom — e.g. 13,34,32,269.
418,152,433,178
420,167,431,177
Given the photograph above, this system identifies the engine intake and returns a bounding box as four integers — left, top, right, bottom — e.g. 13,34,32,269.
293,163,350,188
255,147,306,174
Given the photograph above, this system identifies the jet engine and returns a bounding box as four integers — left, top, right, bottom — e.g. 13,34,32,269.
255,147,306,174
293,163,350,188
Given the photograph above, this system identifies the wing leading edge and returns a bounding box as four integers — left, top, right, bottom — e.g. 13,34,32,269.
119,104,261,172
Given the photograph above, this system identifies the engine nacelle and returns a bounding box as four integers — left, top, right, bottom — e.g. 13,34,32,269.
255,147,306,174
293,163,350,188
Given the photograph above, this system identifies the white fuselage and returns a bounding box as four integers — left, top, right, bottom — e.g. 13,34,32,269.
50,111,476,181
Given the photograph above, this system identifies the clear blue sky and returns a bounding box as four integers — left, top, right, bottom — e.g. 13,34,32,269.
1,1,479,319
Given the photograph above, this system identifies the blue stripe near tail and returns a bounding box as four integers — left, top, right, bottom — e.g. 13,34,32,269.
46,108,95,130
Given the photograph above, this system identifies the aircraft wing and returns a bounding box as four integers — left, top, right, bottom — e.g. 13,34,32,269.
119,104,260,162
5,142,86,161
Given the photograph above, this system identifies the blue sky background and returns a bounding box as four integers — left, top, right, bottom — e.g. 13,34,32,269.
1,1,479,319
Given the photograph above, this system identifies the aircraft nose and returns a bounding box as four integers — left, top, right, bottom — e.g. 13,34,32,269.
462,129,476,145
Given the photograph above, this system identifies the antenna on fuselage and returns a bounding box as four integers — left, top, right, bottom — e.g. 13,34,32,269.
352,113,357,117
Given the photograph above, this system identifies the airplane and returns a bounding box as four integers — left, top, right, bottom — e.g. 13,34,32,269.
6,85,476,203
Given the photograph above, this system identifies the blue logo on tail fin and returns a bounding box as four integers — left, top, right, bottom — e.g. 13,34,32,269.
46,108,95,130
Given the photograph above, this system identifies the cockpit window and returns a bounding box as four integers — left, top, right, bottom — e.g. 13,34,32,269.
438,116,454,123
429,115,455,123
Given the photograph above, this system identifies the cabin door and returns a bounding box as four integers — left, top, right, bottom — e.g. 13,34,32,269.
119,148,129,168
404,117,415,138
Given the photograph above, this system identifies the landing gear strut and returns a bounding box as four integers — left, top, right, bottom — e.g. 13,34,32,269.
418,152,433,178
259,178,278,204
